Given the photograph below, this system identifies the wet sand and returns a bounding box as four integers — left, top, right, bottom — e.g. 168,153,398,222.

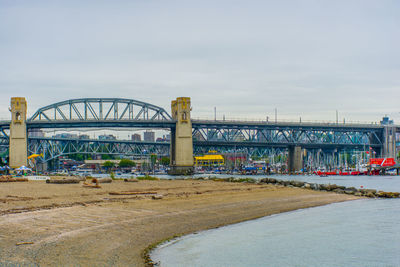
0,179,357,266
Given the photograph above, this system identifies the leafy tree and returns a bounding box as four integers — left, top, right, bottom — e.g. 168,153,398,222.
69,153,84,161
118,158,136,168
149,154,158,172
101,154,113,160
103,161,115,173
150,154,157,165
103,161,115,168
160,156,170,166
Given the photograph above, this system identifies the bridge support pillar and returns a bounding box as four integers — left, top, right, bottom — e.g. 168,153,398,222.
168,97,194,175
383,126,396,158
288,146,302,174
9,97,28,168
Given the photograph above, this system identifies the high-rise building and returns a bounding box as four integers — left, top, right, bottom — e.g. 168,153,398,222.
131,133,141,142
144,131,155,142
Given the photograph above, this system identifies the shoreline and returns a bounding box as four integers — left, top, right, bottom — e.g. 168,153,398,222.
0,179,358,266
145,198,361,267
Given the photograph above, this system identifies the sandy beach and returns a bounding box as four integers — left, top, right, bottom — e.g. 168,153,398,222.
0,179,357,266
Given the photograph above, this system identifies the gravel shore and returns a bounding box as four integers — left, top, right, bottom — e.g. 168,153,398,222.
0,179,357,266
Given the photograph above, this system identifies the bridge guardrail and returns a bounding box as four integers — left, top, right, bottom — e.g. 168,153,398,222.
191,119,387,129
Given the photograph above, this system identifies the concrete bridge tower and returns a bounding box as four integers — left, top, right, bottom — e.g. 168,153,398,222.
383,126,396,158
169,97,194,175
288,145,302,174
9,97,28,168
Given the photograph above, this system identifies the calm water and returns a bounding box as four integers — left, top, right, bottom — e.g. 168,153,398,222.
155,173,400,192
271,174,400,192
152,175,400,267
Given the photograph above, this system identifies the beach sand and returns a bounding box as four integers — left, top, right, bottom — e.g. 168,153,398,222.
0,179,357,266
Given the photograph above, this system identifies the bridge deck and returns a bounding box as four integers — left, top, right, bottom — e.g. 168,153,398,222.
0,119,394,131
192,120,386,130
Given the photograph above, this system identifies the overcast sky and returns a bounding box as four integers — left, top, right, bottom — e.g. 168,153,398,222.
0,0,399,123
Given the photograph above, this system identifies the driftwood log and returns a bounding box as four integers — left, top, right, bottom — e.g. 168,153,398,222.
14,178,29,182
124,178,139,182
83,182,101,188
0,177,28,182
16,242,34,246
109,191,157,195
92,178,112,183
46,179,80,184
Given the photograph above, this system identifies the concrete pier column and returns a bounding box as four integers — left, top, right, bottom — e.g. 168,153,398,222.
9,97,28,168
383,126,396,158
168,97,194,175
288,145,302,174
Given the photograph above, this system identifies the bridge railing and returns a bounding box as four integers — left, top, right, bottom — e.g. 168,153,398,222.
191,118,385,128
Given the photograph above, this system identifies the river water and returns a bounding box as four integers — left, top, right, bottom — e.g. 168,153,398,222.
151,175,400,267
158,173,400,192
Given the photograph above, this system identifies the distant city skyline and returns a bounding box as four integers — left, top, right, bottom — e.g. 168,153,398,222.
1,0,399,123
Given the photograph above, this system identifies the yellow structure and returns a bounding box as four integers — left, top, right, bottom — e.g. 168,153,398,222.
9,97,28,168
28,153,43,160
27,153,43,169
194,154,224,166
169,97,194,175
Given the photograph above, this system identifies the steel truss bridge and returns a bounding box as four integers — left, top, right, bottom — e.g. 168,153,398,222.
0,98,398,162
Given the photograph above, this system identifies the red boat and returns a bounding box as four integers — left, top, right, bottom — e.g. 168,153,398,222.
315,170,362,176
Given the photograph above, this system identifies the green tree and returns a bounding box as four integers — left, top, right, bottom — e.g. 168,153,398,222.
103,161,115,168
103,161,115,172
118,158,136,168
101,154,113,160
160,156,170,166
150,154,157,166
68,153,84,161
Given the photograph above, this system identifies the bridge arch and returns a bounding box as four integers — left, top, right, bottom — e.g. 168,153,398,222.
29,98,172,122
